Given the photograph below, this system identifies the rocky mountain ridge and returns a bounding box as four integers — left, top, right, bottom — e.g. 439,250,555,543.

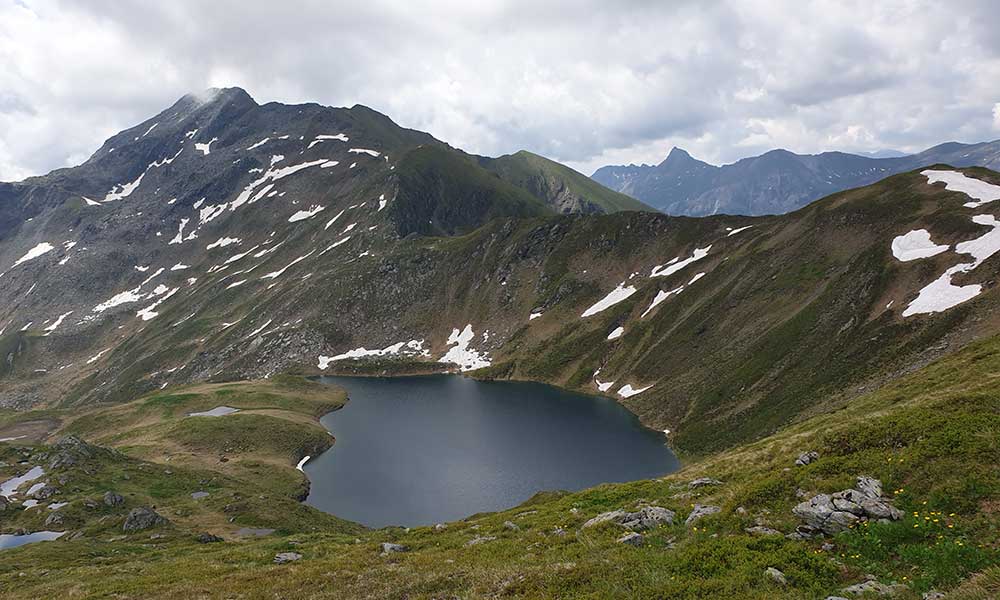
593,140,1000,216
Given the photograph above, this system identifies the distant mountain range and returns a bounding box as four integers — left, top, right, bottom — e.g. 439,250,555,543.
592,140,1000,216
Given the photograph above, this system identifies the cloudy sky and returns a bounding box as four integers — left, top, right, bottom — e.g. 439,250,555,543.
1,0,999,181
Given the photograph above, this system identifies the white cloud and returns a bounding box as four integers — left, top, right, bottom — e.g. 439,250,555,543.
994,103,1000,130
0,0,999,180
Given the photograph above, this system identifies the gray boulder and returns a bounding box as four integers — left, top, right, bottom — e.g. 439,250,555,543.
33,485,58,500
123,507,168,532
841,579,907,596
922,592,945,600
745,526,783,536
582,506,674,531
196,533,223,543
464,535,496,547
103,491,125,507
793,478,901,535
503,520,519,531
380,542,408,554
685,504,721,526
795,451,819,466
0,496,9,511
765,567,787,586
44,512,64,528
855,476,883,499
617,532,643,546
274,552,302,564
688,477,723,488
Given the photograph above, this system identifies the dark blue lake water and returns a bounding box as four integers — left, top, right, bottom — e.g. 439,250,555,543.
305,375,679,527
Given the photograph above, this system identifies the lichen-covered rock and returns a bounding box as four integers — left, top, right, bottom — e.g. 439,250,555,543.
745,526,783,536
793,477,901,535
32,485,58,500
841,579,907,596
503,520,519,531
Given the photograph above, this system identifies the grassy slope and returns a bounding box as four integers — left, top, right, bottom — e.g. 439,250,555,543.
486,150,657,214
391,146,554,237
1,332,997,598
0,377,360,542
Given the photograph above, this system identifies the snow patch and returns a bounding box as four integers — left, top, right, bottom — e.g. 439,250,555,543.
651,246,711,278
318,340,429,368
891,229,949,261
288,205,325,222
194,138,218,155
607,326,624,340
617,384,652,398
438,325,491,371
581,282,637,318
922,169,1000,208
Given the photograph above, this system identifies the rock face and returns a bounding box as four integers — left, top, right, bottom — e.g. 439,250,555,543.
795,451,819,466
582,506,675,531
685,504,721,526
793,477,902,535
103,491,125,507
122,507,168,532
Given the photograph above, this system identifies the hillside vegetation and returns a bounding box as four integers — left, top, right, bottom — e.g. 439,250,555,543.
0,331,997,598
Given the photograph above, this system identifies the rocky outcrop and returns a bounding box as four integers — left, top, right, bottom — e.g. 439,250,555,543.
840,578,908,596
380,542,408,554
685,504,720,526
617,532,643,546
688,477,722,488
795,451,818,466
48,436,96,470
582,506,675,531
123,507,168,532
793,477,902,536
274,552,302,564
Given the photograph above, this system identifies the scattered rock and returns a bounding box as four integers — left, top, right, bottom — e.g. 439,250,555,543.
745,526,782,536
552,527,568,537
688,477,722,488
103,491,125,507
273,552,302,564
0,496,9,512
617,532,643,546
841,579,908,596
503,520,519,531
33,485,58,500
196,533,223,543
685,504,721,526
380,543,408,554
793,477,901,535
795,451,819,466
434,523,447,531
122,507,168,532
735,506,747,515
922,592,945,600
44,512,64,528
464,535,496,547
765,567,787,586
582,506,675,531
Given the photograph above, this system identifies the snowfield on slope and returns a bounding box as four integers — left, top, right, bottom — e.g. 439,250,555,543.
439,325,491,371
922,169,1000,208
581,282,637,318
891,229,949,261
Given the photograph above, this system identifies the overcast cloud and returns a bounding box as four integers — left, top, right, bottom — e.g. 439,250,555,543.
1,0,999,181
